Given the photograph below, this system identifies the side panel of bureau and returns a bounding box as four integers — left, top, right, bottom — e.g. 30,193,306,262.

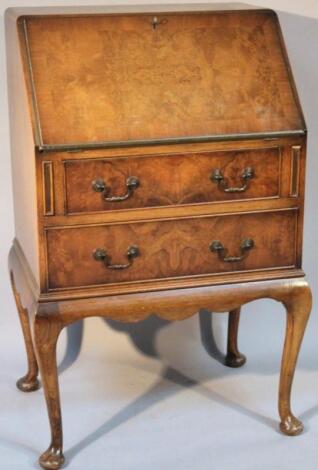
5,11,40,285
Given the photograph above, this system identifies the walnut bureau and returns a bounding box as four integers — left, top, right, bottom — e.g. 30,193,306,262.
5,5,312,469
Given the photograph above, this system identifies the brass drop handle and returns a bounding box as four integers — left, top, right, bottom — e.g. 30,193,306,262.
93,245,140,270
209,239,254,262
211,167,254,193
92,176,140,202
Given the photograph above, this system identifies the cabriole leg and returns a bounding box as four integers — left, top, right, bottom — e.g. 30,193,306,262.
225,308,246,368
279,282,312,436
10,272,40,392
34,316,65,470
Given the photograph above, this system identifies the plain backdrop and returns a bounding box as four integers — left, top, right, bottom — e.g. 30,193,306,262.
1,1,318,470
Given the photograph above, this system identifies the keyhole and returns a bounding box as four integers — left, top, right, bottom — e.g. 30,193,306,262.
152,16,159,30
150,16,167,30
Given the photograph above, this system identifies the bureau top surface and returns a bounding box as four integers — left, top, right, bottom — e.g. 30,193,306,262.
18,9,305,150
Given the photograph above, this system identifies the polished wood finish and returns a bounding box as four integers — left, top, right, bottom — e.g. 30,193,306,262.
6,6,311,470
46,209,297,289
10,271,40,392
64,147,280,213
279,282,312,435
34,316,64,470
23,10,304,148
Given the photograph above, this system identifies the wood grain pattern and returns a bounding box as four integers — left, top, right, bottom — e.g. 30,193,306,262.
64,147,280,214
23,10,304,147
46,210,297,289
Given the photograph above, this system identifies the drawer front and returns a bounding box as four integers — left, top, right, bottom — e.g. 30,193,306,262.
64,148,280,214
46,210,296,289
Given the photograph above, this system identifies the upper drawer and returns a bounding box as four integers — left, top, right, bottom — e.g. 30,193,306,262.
64,147,280,214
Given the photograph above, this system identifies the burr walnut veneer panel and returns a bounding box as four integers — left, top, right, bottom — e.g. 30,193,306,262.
24,10,304,147
64,147,280,214
46,210,297,289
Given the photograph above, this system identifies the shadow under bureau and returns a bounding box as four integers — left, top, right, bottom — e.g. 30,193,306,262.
5,5,312,469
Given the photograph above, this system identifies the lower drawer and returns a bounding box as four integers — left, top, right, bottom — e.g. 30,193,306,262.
46,210,297,290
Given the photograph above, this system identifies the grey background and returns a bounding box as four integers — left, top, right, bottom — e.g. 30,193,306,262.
1,1,318,469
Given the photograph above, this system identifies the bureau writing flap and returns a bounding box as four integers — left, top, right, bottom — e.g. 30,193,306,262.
19,9,305,150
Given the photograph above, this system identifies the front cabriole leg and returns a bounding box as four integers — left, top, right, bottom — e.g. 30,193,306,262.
279,280,312,436
34,315,65,469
